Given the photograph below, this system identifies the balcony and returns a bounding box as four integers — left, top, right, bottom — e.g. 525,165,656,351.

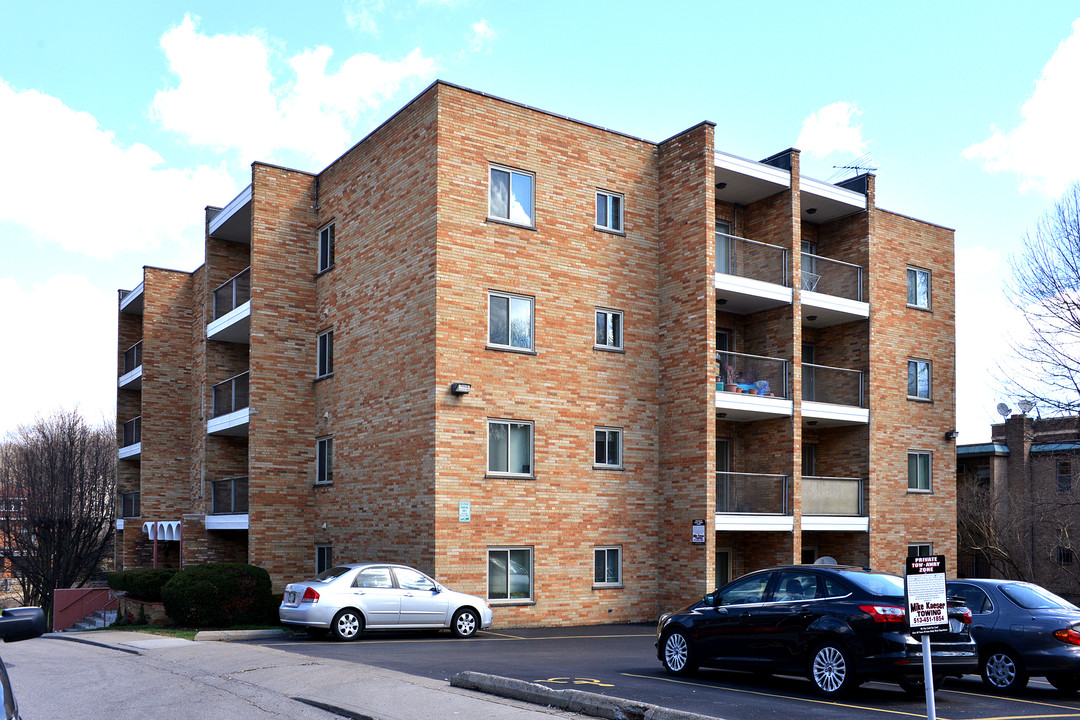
119,417,141,459
801,252,869,327
208,477,249,530
208,372,249,436
118,341,143,389
715,472,794,531
207,268,251,343
208,185,252,243
802,364,869,426
801,476,869,531
716,351,793,421
118,282,144,315
715,233,792,314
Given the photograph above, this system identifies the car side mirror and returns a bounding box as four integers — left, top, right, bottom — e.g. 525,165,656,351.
0,607,44,643
432,584,442,594
703,592,720,607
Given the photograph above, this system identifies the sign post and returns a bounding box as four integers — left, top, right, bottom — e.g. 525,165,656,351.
905,555,948,720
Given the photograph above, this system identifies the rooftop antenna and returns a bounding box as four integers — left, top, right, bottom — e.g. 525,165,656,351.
828,153,877,182
996,403,1012,419
1018,399,1035,416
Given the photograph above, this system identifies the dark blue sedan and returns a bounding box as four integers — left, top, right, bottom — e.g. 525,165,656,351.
947,579,1080,693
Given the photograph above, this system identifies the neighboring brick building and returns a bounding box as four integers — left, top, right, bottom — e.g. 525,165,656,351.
115,81,957,626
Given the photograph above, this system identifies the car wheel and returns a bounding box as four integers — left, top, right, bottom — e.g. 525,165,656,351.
1047,672,1080,694
305,628,329,639
331,609,363,641
661,629,698,676
451,608,479,638
897,674,944,696
808,641,858,698
981,648,1028,693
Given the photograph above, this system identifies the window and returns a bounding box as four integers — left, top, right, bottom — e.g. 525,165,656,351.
316,436,333,485
489,165,534,226
595,309,623,350
318,223,335,273
317,330,334,378
594,427,622,469
908,542,933,558
394,566,437,591
354,566,394,589
715,221,733,274
594,547,622,587
717,572,770,606
949,582,993,614
908,451,931,491
488,419,533,476
1058,547,1075,565
316,545,333,574
488,292,534,351
907,267,930,309
488,548,532,601
907,359,930,399
595,191,623,232
1058,461,1072,493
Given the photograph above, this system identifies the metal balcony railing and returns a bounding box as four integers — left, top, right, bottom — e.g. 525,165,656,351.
212,372,249,417
717,351,789,398
213,267,251,320
211,476,248,514
123,341,143,374
801,253,863,302
802,476,865,516
121,491,141,518
122,417,141,447
716,472,790,514
802,363,865,407
716,232,789,287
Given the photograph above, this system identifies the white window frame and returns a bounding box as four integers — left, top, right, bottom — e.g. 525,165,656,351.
487,291,535,352
318,223,335,273
908,451,932,492
316,436,333,485
593,546,622,587
907,358,931,400
317,329,334,378
907,542,933,558
316,544,333,573
595,190,624,232
907,266,930,309
487,419,534,477
594,427,623,469
487,547,534,602
488,165,535,227
595,308,623,351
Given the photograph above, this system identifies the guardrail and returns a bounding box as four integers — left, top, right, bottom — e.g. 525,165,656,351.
716,472,790,514
212,372,249,417
213,267,251,320
716,233,789,286
802,476,865,516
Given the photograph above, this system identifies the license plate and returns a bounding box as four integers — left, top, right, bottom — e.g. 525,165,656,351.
285,592,296,604
949,618,963,633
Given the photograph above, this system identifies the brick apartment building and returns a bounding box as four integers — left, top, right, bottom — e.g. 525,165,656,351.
115,81,957,626
957,412,1080,601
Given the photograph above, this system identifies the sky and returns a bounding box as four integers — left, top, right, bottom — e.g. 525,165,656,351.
1,1,1079,443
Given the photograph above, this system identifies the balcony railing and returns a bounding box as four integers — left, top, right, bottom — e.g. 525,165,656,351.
801,253,863,302
717,351,789,398
716,472,790,514
212,372,249,417
213,268,251,320
802,363,865,407
716,233,789,287
123,341,143,374
122,417,141,447
121,491,141,518
211,476,248,515
802,476,865,516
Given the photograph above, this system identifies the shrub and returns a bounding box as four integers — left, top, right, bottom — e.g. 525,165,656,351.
107,568,179,602
161,564,274,628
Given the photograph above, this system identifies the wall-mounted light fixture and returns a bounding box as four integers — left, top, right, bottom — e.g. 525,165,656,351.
718,298,728,305
806,207,818,215
806,315,818,322
944,429,959,440
450,382,472,395
716,182,727,190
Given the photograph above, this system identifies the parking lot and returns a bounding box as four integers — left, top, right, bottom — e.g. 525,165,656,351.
250,624,1080,720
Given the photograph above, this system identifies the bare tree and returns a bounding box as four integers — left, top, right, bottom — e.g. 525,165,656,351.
0,410,115,623
957,468,1035,581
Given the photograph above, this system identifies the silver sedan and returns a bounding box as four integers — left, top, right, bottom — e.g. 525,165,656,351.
279,563,494,641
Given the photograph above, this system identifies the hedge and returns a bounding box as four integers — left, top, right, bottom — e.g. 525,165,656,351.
107,568,179,602
160,563,276,628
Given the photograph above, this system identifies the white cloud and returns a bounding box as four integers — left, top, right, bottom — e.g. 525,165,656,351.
0,79,234,259
469,19,497,52
795,101,867,158
151,14,436,167
0,274,117,437
345,0,384,35
964,19,1080,196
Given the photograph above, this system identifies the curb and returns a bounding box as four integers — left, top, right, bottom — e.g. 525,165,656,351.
44,633,142,655
451,671,720,720
193,629,291,642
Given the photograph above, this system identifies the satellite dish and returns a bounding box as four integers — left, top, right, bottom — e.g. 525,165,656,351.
996,403,1012,419
1018,400,1035,415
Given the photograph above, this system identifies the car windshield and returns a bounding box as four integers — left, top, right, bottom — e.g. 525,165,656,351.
839,570,904,597
313,566,353,582
1001,583,1080,611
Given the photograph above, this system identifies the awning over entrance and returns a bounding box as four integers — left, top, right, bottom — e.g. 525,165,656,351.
142,520,181,541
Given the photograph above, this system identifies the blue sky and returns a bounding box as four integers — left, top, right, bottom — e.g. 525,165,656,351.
2,1,1078,441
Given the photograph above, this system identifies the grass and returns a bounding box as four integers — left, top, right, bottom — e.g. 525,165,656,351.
87,623,283,641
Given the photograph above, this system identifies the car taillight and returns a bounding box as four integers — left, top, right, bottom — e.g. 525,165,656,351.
1053,627,1080,646
958,607,972,625
859,604,906,623
301,587,320,603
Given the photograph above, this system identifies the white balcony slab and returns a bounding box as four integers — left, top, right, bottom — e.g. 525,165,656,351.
802,401,869,427
209,185,252,243
801,515,870,532
716,391,793,422
801,291,869,327
715,513,794,532
119,282,144,314
207,301,251,343
206,514,249,530
716,273,792,314
118,442,141,460
207,408,250,436
118,365,143,389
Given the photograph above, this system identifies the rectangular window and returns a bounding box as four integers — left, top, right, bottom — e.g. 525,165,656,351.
1058,547,1074,564
317,330,334,378
594,427,622,469
488,547,533,601
489,165,534,227
907,267,930,309
907,543,933,558
1058,461,1072,493
316,436,333,485
908,451,932,492
594,546,622,587
595,309,623,350
488,419,534,476
907,359,931,399
595,191,623,232
488,292,534,351
318,223,335,273
316,545,333,574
